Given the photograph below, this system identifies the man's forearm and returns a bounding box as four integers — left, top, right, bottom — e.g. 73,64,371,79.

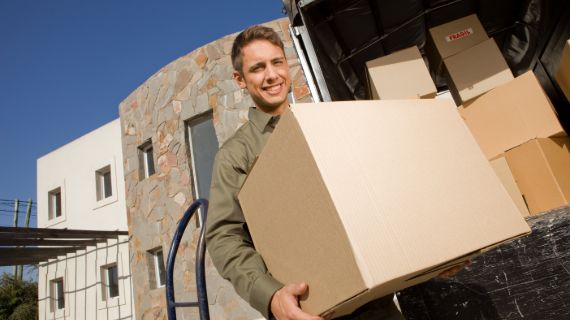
206,218,283,317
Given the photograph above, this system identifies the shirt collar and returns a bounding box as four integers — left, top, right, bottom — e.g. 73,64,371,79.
248,107,280,132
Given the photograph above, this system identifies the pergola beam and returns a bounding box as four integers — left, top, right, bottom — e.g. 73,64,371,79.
0,227,128,266
0,226,128,239
0,238,103,246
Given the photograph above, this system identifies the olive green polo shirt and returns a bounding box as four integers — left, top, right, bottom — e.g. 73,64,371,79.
206,107,283,318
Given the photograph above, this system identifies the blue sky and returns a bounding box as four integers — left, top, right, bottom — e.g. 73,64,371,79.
0,0,284,276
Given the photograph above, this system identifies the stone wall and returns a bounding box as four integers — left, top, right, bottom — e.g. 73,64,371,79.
119,18,312,320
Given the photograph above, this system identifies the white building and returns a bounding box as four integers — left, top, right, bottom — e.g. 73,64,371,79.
36,119,135,320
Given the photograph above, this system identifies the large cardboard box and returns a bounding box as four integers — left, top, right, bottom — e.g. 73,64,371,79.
444,38,514,105
490,156,530,217
505,137,570,215
459,71,565,160
366,46,436,100
556,39,570,101
238,100,530,317
426,14,488,74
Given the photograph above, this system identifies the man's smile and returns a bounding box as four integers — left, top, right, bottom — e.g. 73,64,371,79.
263,83,284,95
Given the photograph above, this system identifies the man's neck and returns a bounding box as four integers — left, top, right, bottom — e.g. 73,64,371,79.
257,103,290,116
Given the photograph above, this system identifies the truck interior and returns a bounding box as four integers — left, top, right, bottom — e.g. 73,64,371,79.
283,0,570,130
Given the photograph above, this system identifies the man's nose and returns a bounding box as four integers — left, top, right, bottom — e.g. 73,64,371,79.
265,65,278,80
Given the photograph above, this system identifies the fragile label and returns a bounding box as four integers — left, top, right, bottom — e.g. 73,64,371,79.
445,28,474,42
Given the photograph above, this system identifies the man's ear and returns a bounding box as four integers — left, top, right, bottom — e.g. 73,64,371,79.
233,71,247,89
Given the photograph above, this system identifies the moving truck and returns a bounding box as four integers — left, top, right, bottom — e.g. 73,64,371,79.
274,1,570,318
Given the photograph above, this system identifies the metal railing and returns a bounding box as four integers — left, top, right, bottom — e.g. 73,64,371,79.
166,198,210,320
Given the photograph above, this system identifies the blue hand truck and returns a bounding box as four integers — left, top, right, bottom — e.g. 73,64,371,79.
165,198,210,320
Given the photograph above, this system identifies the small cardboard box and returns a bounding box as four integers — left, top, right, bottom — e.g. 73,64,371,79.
444,38,514,105
238,100,530,317
366,46,436,100
556,39,570,101
459,71,565,160
505,137,570,215
490,156,530,217
426,14,488,74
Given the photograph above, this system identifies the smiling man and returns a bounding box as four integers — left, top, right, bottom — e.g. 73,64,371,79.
234,37,291,116
205,25,405,320
205,25,323,320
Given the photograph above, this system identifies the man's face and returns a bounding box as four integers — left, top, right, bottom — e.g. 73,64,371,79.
234,39,291,115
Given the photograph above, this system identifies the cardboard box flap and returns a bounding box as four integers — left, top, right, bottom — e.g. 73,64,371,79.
238,108,366,314
515,72,564,138
490,156,530,217
540,138,570,200
460,71,565,159
291,101,530,287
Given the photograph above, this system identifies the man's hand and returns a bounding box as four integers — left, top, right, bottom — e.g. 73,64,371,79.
270,282,327,320
439,260,471,278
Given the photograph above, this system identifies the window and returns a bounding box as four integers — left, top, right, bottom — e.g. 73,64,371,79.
50,278,65,311
101,264,119,300
187,112,218,225
139,140,155,179
148,248,166,288
48,188,62,219
96,165,113,201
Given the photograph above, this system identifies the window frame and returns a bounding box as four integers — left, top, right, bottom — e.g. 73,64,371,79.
48,187,62,220
101,263,119,301
139,140,156,179
95,165,113,201
95,252,127,309
186,110,217,226
92,160,119,210
148,247,166,289
50,277,65,312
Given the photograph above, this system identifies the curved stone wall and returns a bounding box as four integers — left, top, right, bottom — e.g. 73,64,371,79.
119,18,311,320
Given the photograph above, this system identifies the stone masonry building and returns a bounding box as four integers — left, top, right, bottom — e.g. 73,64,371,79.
119,18,312,319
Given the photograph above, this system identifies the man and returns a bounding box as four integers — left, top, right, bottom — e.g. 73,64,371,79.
206,25,324,320
206,25,458,319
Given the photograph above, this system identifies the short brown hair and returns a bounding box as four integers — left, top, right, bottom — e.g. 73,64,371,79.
231,25,285,74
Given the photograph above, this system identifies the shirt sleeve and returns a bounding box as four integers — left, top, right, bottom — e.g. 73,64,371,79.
205,147,283,318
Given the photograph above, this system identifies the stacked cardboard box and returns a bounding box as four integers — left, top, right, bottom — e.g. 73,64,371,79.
505,138,570,215
490,157,530,217
460,71,570,215
426,14,513,105
425,14,488,75
239,100,530,317
366,46,436,100
363,14,569,216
